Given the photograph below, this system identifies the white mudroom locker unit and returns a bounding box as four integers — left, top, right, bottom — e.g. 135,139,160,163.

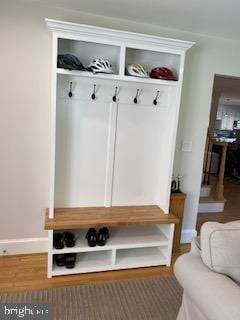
44,19,194,277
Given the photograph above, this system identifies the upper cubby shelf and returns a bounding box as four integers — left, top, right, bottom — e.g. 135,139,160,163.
56,68,179,86
58,38,121,75
46,19,194,86
125,47,180,80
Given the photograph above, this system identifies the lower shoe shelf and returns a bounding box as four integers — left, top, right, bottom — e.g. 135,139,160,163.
52,250,113,276
52,246,167,276
115,247,167,269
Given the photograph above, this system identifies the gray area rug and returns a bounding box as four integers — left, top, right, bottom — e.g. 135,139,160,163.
0,276,182,320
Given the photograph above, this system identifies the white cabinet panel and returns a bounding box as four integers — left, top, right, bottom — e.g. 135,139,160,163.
54,99,109,207
112,104,164,205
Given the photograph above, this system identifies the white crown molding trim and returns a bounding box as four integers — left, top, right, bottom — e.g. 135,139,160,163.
45,19,195,52
181,229,197,243
0,238,48,256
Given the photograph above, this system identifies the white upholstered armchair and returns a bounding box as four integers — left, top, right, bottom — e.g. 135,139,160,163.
174,221,240,320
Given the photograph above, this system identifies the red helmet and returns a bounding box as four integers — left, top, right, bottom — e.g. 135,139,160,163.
150,67,177,81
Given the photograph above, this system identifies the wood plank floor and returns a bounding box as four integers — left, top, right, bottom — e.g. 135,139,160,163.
197,179,240,232
3,179,239,294
2,180,239,294
0,245,189,293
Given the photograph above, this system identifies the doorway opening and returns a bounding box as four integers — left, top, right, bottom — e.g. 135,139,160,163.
197,74,240,231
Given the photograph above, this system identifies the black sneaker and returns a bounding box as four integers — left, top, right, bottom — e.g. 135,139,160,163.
65,253,77,269
86,228,97,247
64,232,75,248
53,233,64,249
97,227,110,246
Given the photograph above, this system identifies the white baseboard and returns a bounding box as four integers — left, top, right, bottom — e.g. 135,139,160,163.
198,202,225,213
181,229,197,243
0,237,48,255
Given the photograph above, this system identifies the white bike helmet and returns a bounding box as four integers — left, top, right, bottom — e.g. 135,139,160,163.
127,64,148,78
88,58,113,74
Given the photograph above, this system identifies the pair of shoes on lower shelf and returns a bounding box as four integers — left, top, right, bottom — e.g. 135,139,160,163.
53,232,75,249
86,227,110,247
55,253,76,269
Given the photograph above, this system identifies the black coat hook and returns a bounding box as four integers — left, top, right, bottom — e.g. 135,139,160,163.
112,86,118,102
153,90,160,105
134,89,140,104
68,82,73,98
91,84,96,100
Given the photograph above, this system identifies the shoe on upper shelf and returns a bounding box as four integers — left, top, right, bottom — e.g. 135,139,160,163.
53,233,64,249
63,231,75,248
97,227,110,246
86,228,97,247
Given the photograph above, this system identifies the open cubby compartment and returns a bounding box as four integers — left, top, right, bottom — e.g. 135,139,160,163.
125,47,180,81
52,250,113,276
52,225,170,255
156,224,172,240
115,246,168,269
52,229,114,254
58,38,121,75
109,225,169,249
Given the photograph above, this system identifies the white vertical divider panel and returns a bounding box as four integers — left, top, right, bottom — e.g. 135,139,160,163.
157,53,186,213
47,230,53,278
104,102,118,207
111,249,117,266
157,86,178,213
49,34,58,218
166,224,175,266
119,46,126,76
48,33,57,278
